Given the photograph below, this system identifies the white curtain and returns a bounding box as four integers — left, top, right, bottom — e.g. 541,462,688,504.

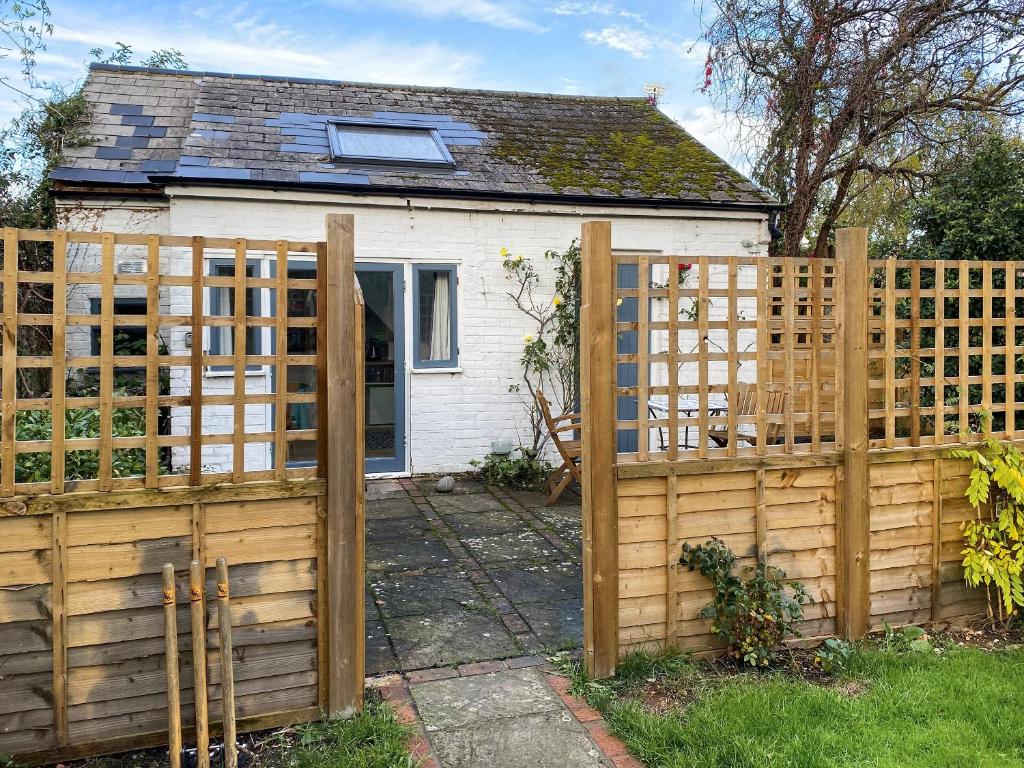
429,272,450,360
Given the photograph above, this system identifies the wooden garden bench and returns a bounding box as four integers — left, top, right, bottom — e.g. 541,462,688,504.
536,390,582,505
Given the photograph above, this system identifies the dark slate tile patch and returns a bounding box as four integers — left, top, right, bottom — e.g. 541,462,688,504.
115,135,150,148
121,114,155,126
109,103,143,115
488,561,583,605
179,155,211,166
365,619,398,675
366,535,453,572
96,146,132,160
388,609,518,669
369,568,481,618
517,599,583,649
133,126,167,138
461,531,562,564
193,112,236,124
142,159,177,172
373,111,455,122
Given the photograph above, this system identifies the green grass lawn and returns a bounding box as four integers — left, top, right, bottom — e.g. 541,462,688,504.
575,644,1024,768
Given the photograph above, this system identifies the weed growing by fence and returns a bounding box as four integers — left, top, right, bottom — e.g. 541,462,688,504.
680,538,812,666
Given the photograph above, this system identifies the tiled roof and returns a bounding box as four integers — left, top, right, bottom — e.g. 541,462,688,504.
52,64,775,207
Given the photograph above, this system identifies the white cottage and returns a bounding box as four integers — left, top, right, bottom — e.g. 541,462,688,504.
52,63,777,476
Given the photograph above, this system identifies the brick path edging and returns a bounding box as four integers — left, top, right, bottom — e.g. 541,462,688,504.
543,672,646,768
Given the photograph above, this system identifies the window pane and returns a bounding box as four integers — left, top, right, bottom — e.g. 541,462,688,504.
210,263,260,363
336,126,445,162
417,269,452,362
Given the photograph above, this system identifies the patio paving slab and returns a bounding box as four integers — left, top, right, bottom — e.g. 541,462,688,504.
365,619,398,675
409,667,611,768
488,560,583,605
411,666,562,728
366,513,434,543
440,509,528,537
388,609,520,669
365,497,423,519
367,536,454,572
427,712,607,768
518,598,584,649
369,568,482,618
429,492,510,514
460,530,563,564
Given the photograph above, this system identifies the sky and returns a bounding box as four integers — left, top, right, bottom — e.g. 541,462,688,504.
0,0,742,162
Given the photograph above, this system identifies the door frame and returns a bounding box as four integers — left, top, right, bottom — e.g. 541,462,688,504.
356,262,408,474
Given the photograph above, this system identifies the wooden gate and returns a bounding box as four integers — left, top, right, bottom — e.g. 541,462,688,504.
0,214,364,763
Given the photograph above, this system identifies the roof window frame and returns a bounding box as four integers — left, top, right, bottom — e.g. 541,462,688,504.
327,117,455,169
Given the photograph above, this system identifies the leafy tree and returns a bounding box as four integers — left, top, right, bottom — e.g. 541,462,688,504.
89,42,187,70
0,0,52,95
906,134,1024,261
701,0,1024,257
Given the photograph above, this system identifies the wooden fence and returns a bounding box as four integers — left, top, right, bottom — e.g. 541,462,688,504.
580,223,991,677
0,215,364,763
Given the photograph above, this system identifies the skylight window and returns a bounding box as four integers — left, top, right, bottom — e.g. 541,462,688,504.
328,122,454,169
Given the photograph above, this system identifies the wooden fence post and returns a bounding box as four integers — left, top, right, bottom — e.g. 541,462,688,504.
581,220,618,678
325,214,364,716
837,227,870,638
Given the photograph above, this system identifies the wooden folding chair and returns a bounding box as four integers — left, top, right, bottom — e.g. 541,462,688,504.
536,390,583,505
709,385,787,447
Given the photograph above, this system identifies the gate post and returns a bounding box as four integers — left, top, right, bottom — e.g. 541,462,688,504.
581,221,619,678
325,214,365,715
837,227,871,638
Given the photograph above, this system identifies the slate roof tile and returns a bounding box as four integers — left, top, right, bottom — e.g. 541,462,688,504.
53,63,775,206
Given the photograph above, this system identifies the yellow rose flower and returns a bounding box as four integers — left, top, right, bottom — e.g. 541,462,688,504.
616,298,623,307
524,334,534,342
552,295,563,307
500,247,509,257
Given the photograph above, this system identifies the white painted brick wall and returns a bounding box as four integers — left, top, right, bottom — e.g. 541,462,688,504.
61,189,769,474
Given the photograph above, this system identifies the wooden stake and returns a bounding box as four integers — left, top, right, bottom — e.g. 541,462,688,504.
162,564,182,768
216,557,237,768
189,560,210,768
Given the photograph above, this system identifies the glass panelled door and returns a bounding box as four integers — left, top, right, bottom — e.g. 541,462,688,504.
356,264,406,473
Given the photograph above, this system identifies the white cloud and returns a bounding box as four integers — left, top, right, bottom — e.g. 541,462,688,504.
582,26,654,58
548,2,614,15
329,0,544,31
582,23,707,63
46,23,481,87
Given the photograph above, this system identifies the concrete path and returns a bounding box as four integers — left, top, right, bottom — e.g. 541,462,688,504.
364,477,582,674
381,660,643,768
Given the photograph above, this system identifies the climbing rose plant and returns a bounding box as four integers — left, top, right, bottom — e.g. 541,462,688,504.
501,241,581,452
951,440,1024,626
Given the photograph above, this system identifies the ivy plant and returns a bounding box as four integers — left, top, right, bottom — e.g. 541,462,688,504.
950,439,1024,626
680,538,812,667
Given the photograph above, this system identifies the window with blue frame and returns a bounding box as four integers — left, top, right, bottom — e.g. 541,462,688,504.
207,260,262,371
412,264,458,368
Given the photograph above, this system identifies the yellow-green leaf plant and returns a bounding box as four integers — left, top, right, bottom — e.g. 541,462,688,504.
950,440,1024,626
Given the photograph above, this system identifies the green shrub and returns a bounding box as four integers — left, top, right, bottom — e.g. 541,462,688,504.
470,447,550,490
813,637,855,672
680,538,812,667
15,402,152,482
950,439,1024,626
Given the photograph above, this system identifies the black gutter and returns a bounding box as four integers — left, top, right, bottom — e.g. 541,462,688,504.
129,175,785,213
